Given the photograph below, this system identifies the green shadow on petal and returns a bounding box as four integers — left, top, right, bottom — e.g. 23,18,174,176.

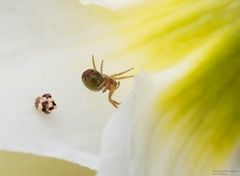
0,151,96,176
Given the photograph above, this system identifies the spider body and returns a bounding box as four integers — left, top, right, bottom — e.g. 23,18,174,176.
82,55,134,108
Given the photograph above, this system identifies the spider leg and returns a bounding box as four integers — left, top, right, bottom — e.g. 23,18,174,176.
114,75,134,80
108,88,120,108
102,87,108,93
97,80,106,90
100,60,104,74
99,80,108,93
110,67,134,77
116,81,120,89
92,55,97,71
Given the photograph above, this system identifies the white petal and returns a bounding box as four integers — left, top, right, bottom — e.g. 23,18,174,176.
97,61,190,176
98,59,240,175
0,0,134,171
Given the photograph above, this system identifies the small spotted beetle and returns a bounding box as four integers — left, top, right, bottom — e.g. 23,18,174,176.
35,93,57,114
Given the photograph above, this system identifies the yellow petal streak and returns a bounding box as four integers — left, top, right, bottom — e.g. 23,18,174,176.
149,17,240,176
119,0,240,71
117,0,240,175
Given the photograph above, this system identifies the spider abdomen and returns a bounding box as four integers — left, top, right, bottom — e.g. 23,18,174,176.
82,69,105,91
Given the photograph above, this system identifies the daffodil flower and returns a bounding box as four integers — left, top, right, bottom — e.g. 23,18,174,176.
1,0,240,176
97,0,240,176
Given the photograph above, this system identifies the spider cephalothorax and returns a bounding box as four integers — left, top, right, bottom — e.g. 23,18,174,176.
82,55,134,108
